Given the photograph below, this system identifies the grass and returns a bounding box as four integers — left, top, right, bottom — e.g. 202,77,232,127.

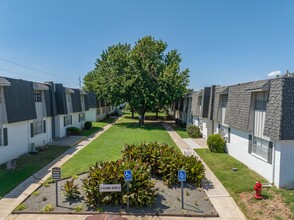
61,112,176,178
195,148,294,218
80,118,116,136
0,146,70,198
170,123,190,138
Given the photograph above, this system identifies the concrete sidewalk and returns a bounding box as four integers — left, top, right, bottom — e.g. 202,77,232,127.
3,119,245,220
0,118,121,220
162,123,246,220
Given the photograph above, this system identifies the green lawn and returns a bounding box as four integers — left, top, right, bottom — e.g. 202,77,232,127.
0,146,69,198
80,118,117,136
61,113,176,178
195,149,294,219
169,123,190,138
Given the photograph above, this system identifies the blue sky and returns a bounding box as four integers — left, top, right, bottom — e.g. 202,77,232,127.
0,0,294,90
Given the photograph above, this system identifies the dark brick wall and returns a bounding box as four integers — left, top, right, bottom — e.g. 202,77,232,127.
4,78,37,123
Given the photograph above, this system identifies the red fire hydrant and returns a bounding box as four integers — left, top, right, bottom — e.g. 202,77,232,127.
254,181,263,199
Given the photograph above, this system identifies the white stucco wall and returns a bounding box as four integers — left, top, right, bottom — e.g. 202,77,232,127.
275,140,294,189
54,115,72,138
226,127,273,183
192,116,199,127
29,117,52,149
71,112,84,129
0,121,29,164
202,118,213,139
97,107,106,121
85,108,97,122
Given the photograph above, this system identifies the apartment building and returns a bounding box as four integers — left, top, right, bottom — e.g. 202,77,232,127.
173,77,294,189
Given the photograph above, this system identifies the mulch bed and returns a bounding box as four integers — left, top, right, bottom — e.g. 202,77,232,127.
16,173,218,217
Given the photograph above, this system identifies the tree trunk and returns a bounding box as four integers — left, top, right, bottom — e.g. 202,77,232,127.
138,112,145,126
130,104,134,118
155,111,158,120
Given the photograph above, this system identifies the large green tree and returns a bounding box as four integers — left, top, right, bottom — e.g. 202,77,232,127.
84,36,189,125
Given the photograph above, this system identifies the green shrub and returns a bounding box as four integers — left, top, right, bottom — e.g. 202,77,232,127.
66,127,81,135
82,159,157,208
74,205,83,212
15,203,27,211
63,178,81,200
122,142,205,187
186,125,202,138
84,121,92,130
207,134,225,153
41,204,54,212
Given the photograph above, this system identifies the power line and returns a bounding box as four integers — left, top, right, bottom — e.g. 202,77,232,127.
0,57,74,80
0,67,79,87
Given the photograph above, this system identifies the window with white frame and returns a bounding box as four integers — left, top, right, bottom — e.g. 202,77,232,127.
64,115,71,126
33,120,43,135
252,136,269,160
255,92,268,110
34,91,42,102
66,94,71,103
220,95,228,108
197,96,202,114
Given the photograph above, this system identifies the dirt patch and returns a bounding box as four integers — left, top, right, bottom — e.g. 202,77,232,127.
240,188,292,220
17,174,217,217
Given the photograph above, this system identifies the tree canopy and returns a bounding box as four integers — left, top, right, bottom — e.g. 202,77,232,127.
84,36,189,124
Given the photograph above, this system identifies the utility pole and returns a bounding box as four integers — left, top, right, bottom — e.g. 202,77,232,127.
78,75,81,89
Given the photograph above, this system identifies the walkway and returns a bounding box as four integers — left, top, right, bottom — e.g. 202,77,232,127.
0,117,121,220
3,118,245,220
162,123,246,220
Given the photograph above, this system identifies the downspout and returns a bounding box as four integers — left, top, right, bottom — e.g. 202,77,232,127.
271,139,276,185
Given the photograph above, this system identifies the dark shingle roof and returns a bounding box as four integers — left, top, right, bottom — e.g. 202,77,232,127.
71,89,82,113
0,77,11,86
87,91,98,108
225,80,269,131
3,78,36,123
55,84,68,115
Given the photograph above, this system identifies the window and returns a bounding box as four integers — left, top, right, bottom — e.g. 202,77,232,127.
198,96,202,114
219,125,230,143
79,113,85,122
66,94,71,103
64,115,72,127
33,121,43,135
34,91,42,102
220,95,228,108
252,136,269,160
255,92,268,110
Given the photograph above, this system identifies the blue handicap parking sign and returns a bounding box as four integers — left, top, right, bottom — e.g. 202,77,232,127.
178,170,186,182
124,170,132,181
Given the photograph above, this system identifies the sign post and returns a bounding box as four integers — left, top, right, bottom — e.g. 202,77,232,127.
51,167,61,207
124,170,132,208
178,170,186,209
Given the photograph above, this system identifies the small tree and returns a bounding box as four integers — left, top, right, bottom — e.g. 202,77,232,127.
207,134,225,153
